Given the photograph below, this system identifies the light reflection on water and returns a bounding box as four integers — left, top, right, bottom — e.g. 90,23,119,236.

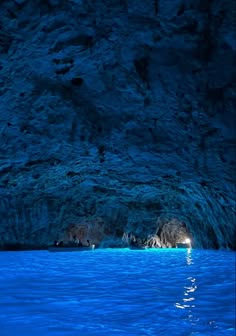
0,248,235,336
175,249,199,329
176,249,196,309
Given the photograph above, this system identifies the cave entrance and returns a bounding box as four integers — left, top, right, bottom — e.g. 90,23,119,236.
64,224,89,243
148,216,192,248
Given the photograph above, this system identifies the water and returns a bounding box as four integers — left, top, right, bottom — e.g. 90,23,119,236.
0,248,235,336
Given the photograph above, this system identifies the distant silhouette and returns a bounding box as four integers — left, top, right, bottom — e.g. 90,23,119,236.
77,239,83,247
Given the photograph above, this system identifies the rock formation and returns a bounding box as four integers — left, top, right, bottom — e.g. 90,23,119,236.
0,0,235,249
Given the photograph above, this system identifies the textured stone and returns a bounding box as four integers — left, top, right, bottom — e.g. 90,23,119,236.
0,0,235,250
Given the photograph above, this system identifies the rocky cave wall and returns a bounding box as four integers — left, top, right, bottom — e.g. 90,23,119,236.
0,0,235,249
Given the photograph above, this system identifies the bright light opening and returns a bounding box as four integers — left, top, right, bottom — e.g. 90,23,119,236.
184,238,191,244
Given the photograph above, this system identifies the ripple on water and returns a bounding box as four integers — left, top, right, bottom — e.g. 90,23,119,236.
0,248,235,336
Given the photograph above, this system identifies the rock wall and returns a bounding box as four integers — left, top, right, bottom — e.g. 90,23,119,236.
0,0,235,249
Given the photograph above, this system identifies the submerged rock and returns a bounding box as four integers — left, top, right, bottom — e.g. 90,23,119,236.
0,0,235,250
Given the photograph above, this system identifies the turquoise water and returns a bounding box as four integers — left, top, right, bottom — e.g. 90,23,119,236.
0,248,235,336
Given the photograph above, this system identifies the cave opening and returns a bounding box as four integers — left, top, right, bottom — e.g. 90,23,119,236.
147,216,192,248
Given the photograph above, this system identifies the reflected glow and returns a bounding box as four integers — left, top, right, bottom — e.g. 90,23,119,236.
186,248,193,265
0,249,234,335
175,276,197,310
176,249,197,312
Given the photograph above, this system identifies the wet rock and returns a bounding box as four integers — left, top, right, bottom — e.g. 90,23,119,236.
0,0,235,250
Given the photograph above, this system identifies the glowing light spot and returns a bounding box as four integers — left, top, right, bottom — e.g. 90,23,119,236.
184,238,191,244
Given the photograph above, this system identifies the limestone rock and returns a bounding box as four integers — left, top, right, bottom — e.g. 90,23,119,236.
0,0,235,249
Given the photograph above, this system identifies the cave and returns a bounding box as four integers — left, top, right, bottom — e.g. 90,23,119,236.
153,216,192,248
0,0,235,252
0,1,235,335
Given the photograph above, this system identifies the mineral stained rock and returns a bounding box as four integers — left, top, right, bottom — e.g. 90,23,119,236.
0,0,235,250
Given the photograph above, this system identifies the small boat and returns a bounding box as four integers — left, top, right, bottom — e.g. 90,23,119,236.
129,245,148,250
48,245,95,252
176,243,191,248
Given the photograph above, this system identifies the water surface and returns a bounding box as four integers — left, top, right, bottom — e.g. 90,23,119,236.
0,248,235,336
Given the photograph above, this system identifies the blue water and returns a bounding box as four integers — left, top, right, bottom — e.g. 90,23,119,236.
0,249,235,336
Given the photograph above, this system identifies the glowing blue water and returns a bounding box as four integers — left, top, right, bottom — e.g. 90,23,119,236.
0,249,235,336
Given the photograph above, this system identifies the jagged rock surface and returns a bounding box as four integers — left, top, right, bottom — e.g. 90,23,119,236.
0,0,235,249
